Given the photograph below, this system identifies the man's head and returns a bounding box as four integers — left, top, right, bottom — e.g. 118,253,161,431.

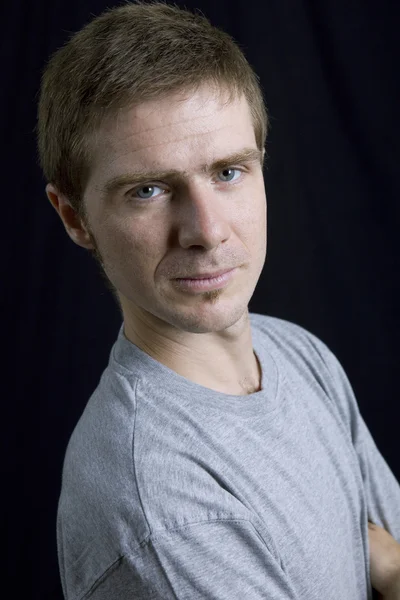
37,0,268,334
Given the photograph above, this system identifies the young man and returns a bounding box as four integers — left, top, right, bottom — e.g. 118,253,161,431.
37,1,400,598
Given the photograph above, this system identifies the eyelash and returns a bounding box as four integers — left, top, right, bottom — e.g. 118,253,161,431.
126,167,247,202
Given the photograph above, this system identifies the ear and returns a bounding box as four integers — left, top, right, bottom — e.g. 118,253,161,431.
46,183,95,250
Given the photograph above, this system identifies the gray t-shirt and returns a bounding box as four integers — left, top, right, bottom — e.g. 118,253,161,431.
57,313,400,599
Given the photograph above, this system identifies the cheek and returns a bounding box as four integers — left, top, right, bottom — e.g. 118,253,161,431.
242,191,267,262
102,221,163,277
239,186,266,234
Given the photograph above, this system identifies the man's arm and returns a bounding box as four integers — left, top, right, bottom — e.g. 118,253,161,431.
80,519,300,600
386,578,400,600
369,521,400,599
304,330,400,542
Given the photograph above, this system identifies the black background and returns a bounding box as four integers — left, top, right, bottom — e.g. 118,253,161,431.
3,1,399,597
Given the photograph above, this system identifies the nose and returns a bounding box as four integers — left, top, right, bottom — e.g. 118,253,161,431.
176,182,232,250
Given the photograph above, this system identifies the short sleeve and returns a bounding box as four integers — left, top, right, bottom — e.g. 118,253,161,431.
86,519,299,600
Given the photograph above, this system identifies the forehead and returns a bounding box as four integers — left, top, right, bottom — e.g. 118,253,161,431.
89,86,256,173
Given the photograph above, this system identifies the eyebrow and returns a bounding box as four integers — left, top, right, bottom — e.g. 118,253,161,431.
98,147,264,200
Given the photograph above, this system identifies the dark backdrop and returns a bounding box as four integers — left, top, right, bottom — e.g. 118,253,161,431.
3,1,399,597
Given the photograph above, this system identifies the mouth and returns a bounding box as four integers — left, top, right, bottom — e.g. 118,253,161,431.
172,268,237,293
175,268,236,280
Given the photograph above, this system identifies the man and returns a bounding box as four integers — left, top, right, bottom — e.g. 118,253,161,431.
37,1,400,598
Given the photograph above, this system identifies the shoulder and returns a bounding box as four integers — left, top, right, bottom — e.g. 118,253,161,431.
64,365,138,468
250,312,358,434
58,365,145,598
250,312,336,366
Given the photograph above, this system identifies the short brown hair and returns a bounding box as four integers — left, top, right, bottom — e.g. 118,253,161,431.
36,0,268,221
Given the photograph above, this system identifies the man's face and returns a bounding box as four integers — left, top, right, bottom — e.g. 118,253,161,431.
82,84,267,334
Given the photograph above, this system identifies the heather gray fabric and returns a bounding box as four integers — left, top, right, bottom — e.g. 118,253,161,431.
57,313,400,600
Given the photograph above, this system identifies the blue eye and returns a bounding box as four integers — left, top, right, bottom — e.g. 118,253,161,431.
131,168,242,201
136,185,164,199
217,168,241,183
